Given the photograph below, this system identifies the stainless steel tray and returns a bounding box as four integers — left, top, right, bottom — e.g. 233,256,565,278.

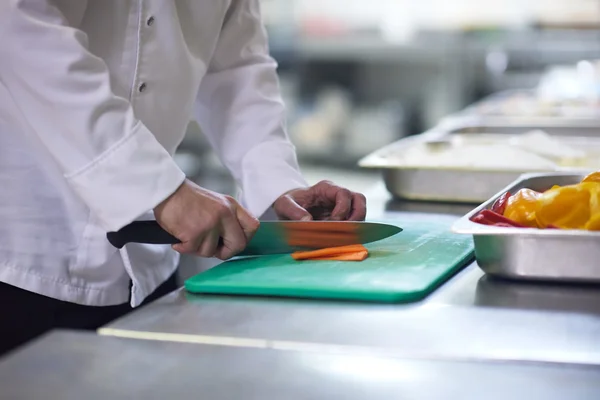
358,130,518,203
359,127,600,203
439,114,600,137
452,172,600,283
380,166,528,203
449,89,600,130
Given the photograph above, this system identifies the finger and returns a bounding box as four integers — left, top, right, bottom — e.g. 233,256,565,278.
274,195,313,221
172,243,190,254
348,193,367,221
172,230,207,254
172,236,203,254
194,228,220,258
330,188,353,221
234,204,261,243
215,212,247,260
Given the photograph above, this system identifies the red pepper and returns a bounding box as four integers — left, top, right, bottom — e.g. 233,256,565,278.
491,192,511,215
492,222,517,228
471,213,494,225
471,209,527,228
471,214,513,228
479,210,527,227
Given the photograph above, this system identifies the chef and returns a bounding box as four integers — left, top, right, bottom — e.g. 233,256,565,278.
0,0,366,355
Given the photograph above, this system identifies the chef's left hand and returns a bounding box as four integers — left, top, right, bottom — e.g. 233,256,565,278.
273,181,367,221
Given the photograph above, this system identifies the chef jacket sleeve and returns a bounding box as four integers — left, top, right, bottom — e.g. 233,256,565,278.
193,0,308,218
0,1,186,232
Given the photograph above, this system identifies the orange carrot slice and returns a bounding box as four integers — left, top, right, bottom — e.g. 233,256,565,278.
291,244,368,261
311,250,368,261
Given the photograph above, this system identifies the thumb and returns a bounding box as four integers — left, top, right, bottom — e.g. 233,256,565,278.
274,195,313,221
234,204,261,242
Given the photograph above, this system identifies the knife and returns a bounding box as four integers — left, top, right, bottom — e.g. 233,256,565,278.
106,220,401,256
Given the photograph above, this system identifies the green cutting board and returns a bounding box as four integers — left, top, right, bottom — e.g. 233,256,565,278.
185,214,474,303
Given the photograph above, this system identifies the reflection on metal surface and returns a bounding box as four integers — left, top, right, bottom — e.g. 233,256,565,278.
4,331,600,400
97,321,600,368
303,354,422,383
475,275,600,315
99,286,600,366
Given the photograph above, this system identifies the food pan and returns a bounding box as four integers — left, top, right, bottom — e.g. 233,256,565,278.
452,172,600,283
359,129,600,203
439,114,600,137
359,132,523,203
450,89,600,129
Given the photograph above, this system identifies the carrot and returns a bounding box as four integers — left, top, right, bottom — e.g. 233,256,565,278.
311,251,368,261
291,244,368,261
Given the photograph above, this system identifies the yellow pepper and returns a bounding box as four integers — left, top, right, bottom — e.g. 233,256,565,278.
503,188,542,228
581,171,600,184
535,182,600,230
498,172,600,231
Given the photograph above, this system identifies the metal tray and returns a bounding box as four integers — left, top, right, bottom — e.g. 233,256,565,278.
439,114,600,137
440,117,600,138
452,172,600,283
358,131,513,203
449,89,600,130
359,128,600,203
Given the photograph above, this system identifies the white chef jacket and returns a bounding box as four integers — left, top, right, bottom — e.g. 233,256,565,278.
0,0,307,307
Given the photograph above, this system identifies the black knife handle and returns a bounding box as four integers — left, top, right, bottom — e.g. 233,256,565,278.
106,220,181,248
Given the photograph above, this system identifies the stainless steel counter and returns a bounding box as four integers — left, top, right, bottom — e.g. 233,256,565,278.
2,330,600,400
100,185,600,366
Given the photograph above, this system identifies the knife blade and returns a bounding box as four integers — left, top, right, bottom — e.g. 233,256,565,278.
106,220,401,256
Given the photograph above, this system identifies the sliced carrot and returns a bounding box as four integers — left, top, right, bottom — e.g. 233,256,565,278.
311,250,368,261
291,244,368,261
292,244,366,259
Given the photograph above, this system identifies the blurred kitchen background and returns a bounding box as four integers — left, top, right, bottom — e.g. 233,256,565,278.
176,0,600,278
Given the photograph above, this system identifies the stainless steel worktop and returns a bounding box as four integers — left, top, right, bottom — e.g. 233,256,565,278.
99,184,600,367
2,330,600,400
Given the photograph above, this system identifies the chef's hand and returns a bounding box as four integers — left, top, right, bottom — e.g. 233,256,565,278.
273,181,367,221
154,179,259,260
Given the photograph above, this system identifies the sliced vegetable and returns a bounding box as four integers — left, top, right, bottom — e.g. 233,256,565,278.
469,170,600,231
535,182,600,230
480,210,526,227
492,222,517,228
503,188,542,228
470,213,494,225
291,244,369,261
470,210,525,228
491,192,511,215
481,210,525,228
310,252,369,261
581,171,600,184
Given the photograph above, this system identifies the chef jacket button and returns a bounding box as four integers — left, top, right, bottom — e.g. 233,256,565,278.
147,16,155,26
138,82,147,93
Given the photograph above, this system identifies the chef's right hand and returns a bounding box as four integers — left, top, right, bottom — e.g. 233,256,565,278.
153,179,259,260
